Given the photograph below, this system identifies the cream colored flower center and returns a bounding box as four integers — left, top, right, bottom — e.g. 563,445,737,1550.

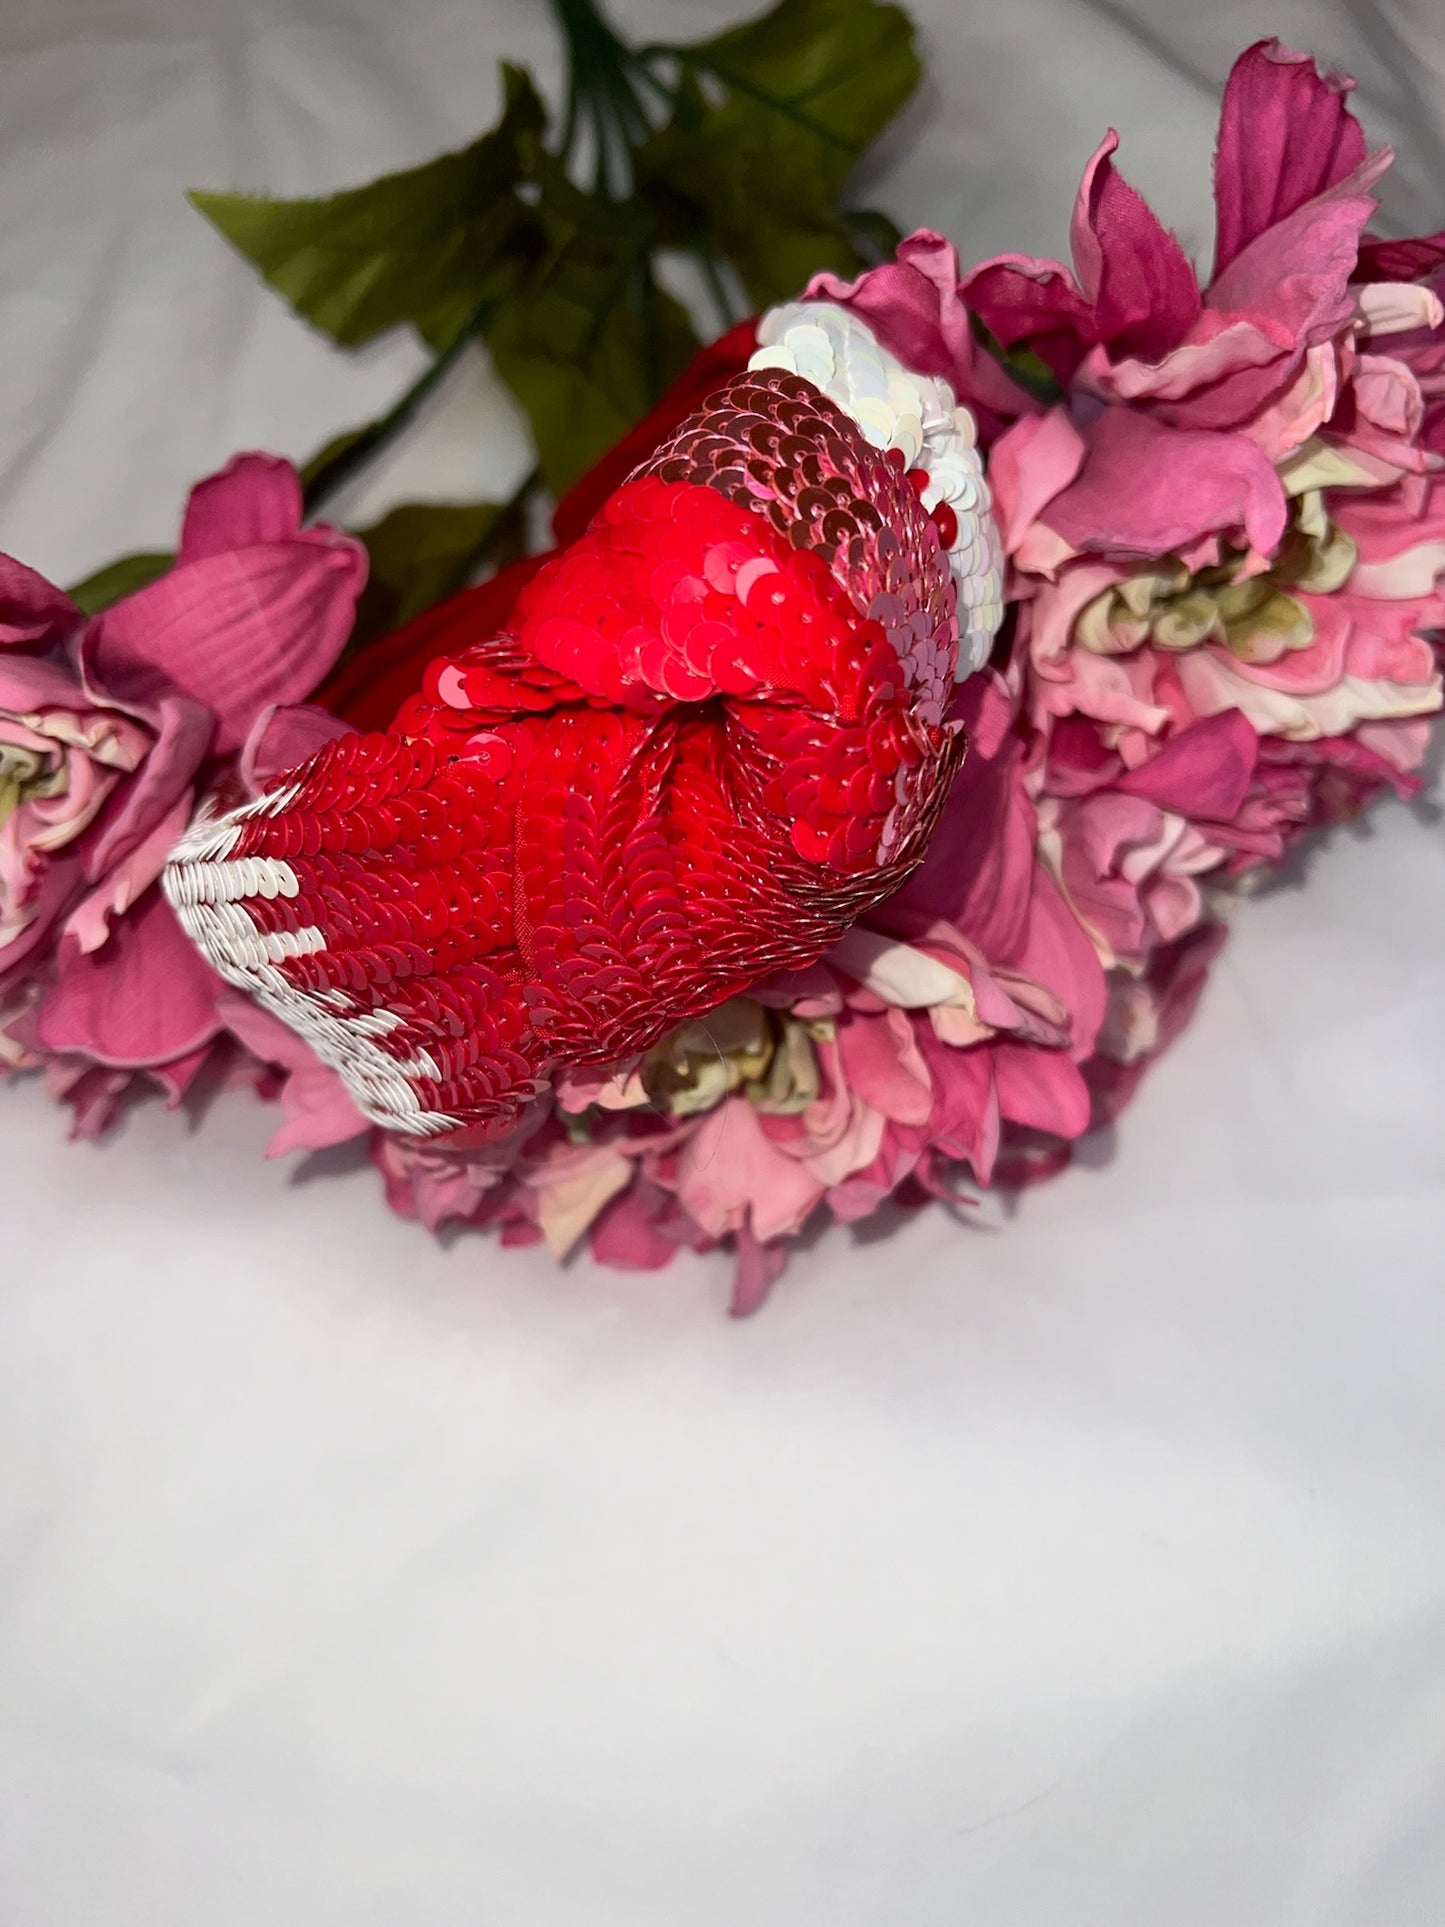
643,996,829,1118
0,740,67,832
1077,491,1356,666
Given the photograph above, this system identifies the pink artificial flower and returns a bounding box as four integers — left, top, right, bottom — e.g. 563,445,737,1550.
966,43,1444,933
281,39,1445,1305
373,1130,513,1238
0,454,365,1128
715,675,1110,1259
792,36,1441,1237
961,40,1386,437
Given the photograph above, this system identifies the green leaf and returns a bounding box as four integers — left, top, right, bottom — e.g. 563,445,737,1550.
189,65,547,350
486,169,700,495
297,300,488,517
350,500,516,651
67,551,173,616
638,0,919,306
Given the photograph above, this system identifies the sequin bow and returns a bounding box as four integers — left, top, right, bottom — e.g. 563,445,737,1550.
165,305,1004,1142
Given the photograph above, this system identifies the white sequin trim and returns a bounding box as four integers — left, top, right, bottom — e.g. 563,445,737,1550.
163,803,461,1138
750,301,1005,677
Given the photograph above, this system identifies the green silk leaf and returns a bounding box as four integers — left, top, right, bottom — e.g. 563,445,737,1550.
350,499,516,650
638,0,919,306
486,166,700,495
189,65,546,351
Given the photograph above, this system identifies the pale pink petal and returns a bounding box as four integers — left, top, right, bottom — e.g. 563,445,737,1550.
837,1008,933,1126
535,1150,633,1259
988,410,1086,556
1240,342,1340,461
827,927,975,1009
1355,281,1445,337
1353,355,1426,441
802,1096,886,1190
679,1097,823,1242
1078,314,1282,410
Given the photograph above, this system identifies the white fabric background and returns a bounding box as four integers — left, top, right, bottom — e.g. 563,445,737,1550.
2,3,1443,1921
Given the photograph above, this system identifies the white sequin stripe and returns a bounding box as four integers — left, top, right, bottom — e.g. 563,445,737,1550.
163,804,461,1138
749,301,1006,677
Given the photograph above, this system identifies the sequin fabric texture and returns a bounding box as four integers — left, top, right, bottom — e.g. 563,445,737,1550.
165,311,1005,1141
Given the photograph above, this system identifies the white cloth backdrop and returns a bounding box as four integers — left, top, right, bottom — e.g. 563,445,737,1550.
2,3,1443,1921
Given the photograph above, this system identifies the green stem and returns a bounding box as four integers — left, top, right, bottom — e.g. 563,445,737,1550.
549,0,665,195
302,298,493,519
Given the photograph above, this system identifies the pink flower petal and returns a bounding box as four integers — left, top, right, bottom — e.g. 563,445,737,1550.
1355,281,1445,337
1071,132,1201,361
958,252,1096,384
806,229,1038,436
240,701,354,796
730,1220,789,1318
1208,150,1389,345
1355,231,1445,284
216,988,368,1156
837,1007,934,1127
33,886,221,1067
987,409,1086,556
0,554,78,647
88,532,366,754
178,453,306,562
81,692,211,879
915,1027,1000,1182
1043,409,1287,558
992,1041,1092,1140
1213,39,1368,275
64,791,195,955
678,1097,823,1242
1113,710,1259,820
150,1042,214,1106
590,1180,687,1271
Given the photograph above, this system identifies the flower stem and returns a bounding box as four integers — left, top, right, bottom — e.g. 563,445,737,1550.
549,0,662,191
301,298,495,519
